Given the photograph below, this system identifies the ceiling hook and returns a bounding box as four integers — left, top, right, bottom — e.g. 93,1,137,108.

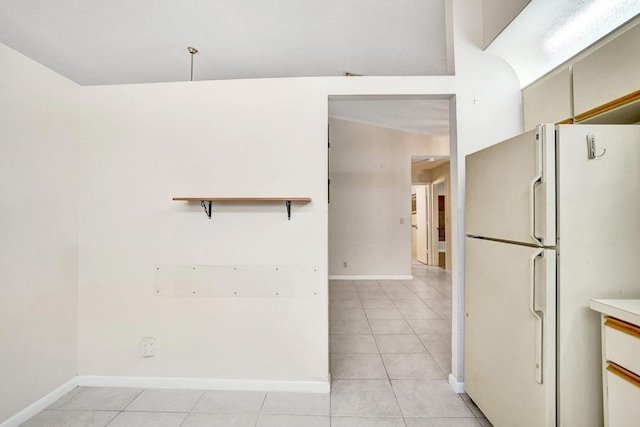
188,46,198,82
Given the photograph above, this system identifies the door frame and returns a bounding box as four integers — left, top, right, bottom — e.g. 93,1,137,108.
431,178,447,269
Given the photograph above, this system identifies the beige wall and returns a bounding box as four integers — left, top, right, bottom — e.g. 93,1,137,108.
0,43,80,423
328,118,448,277
78,79,331,386
71,11,526,392
0,0,526,417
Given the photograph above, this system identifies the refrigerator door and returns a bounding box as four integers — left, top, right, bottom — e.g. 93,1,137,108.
465,237,556,427
555,124,640,426
466,124,556,246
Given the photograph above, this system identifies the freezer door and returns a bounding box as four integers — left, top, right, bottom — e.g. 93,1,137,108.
555,124,640,427
465,237,556,427
466,124,556,246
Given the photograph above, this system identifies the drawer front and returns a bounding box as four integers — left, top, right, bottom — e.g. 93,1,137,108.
606,363,640,427
604,317,640,376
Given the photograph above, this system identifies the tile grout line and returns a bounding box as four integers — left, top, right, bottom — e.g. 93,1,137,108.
388,288,424,339
375,280,409,426
185,389,206,425
367,281,407,426
415,270,456,389
417,273,455,376
123,388,146,412
329,274,456,425
177,409,189,427
368,282,390,383
254,392,268,427
329,364,333,427
103,387,146,426
384,280,450,382
401,273,454,380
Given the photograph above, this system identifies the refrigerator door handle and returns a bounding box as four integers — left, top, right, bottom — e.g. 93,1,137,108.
530,250,544,384
529,132,543,245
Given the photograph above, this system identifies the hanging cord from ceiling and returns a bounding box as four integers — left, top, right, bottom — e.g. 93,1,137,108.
188,46,198,81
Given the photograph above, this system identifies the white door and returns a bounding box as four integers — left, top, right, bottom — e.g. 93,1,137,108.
416,185,429,264
465,237,556,427
465,124,556,246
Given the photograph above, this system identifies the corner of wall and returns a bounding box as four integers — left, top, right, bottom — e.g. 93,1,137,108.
0,41,81,424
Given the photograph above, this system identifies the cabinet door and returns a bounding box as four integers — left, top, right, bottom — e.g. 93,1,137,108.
604,318,640,378
606,364,640,427
573,24,640,119
523,68,572,131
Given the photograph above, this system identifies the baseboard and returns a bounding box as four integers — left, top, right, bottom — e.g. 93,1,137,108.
76,375,330,394
329,275,413,280
448,373,465,394
1,377,78,427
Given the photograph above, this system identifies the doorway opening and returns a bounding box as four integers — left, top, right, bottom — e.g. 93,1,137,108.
327,95,452,278
411,158,450,270
326,93,457,394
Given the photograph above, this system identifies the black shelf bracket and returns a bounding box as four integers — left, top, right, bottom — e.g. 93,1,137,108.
201,200,212,219
285,200,292,220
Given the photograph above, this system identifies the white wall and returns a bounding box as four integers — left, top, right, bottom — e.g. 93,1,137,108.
77,0,522,392
0,3,523,419
78,80,330,385
0,43,80,422
328,118,448,278
449,0,523,389
78,47,520,388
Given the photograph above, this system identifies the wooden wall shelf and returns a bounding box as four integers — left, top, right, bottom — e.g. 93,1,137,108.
172,197,312,220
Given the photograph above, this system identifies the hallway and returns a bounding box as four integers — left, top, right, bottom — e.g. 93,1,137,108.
328,263,490,426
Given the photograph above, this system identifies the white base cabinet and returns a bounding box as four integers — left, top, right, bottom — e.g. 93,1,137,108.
606,364,640,427
591,300,640,427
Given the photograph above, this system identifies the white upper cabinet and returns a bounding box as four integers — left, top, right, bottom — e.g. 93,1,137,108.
522,68,572,132
573,24,640,120
522,21,640,129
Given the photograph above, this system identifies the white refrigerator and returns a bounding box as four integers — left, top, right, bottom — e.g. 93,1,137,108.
464,124,640,427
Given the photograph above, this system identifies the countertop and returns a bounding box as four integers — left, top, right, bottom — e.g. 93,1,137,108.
590,299,640,326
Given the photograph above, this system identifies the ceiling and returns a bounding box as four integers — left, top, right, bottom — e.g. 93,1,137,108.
329,98,450,139
412,156,450,170
487,0,640,87
6,1,634,140
0,0,449,86
482,0,530,48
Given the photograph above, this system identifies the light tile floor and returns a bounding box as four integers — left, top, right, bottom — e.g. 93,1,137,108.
22,263,492,427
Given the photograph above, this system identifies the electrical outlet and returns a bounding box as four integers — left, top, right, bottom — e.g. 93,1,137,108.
343,261,348,268
141,337,155,357
400,217,405,224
